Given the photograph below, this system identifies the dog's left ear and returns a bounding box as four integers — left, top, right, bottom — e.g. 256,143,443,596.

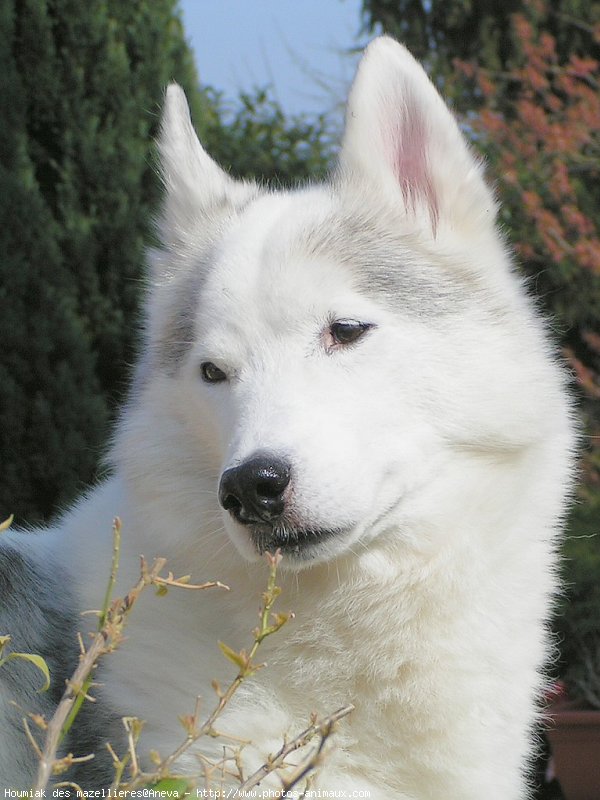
157,85,254,247
340,37,496,235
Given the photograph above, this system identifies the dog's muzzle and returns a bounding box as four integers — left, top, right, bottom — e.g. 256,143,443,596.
218,452,291,526
219,453,344,559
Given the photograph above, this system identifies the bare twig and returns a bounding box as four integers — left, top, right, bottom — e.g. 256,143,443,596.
278,729,330,795
31,518,227,792
32,628,106,789
32,541,345,792
99,518,122,629
23,718,43,759
59,519,124,746
238,704,354,791
118,551,295,790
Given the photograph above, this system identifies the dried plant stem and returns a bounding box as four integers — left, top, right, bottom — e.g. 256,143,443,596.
121,551,295,790
238,704,354,792
99,518,122,629
59,519,123,746
32,631,107,790
278,723,332,795
32,542,346,793
31,519,227,792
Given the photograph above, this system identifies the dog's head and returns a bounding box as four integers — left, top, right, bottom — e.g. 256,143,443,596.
118,38,566,568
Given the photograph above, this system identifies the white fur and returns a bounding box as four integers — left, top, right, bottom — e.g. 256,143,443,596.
1,38,574,797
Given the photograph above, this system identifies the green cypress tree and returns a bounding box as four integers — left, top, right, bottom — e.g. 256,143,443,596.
0,0,202,522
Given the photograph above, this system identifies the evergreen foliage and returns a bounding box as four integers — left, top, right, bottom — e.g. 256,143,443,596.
200,88,336,185
1,0,203,522
558,497,600,709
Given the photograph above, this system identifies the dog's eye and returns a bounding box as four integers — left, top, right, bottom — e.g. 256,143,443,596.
200,362,227,383
329,320,373,347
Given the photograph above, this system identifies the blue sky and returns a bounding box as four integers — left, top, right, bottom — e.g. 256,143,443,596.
178,0,372,118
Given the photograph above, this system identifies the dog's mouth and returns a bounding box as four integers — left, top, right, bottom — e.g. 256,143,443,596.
248,524,344,560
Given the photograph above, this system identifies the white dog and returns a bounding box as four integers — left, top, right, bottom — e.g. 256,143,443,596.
0,37,574,798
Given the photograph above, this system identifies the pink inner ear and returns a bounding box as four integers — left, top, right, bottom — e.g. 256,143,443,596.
384,97,439,230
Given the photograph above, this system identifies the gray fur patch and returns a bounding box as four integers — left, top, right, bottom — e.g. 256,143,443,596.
0,541,122,788
154,262,205,373
0,545,77,691
296,198,465,316
149,190,265,378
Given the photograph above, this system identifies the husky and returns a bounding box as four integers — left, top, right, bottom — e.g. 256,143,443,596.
0,37,574,797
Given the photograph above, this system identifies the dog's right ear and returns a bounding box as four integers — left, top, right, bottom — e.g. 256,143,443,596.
339,38,496,237
157,85,248,247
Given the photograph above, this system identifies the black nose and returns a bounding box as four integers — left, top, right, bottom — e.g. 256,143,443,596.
219,453,291,525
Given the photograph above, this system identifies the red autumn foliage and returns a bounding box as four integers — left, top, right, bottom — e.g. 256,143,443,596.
465,28,598,271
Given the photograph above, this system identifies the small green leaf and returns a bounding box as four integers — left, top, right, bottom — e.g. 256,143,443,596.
148,778,191,797
218,641,247,669
0,652,51,692
0,515,14,533
155,584,168,597
271,611,292,629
